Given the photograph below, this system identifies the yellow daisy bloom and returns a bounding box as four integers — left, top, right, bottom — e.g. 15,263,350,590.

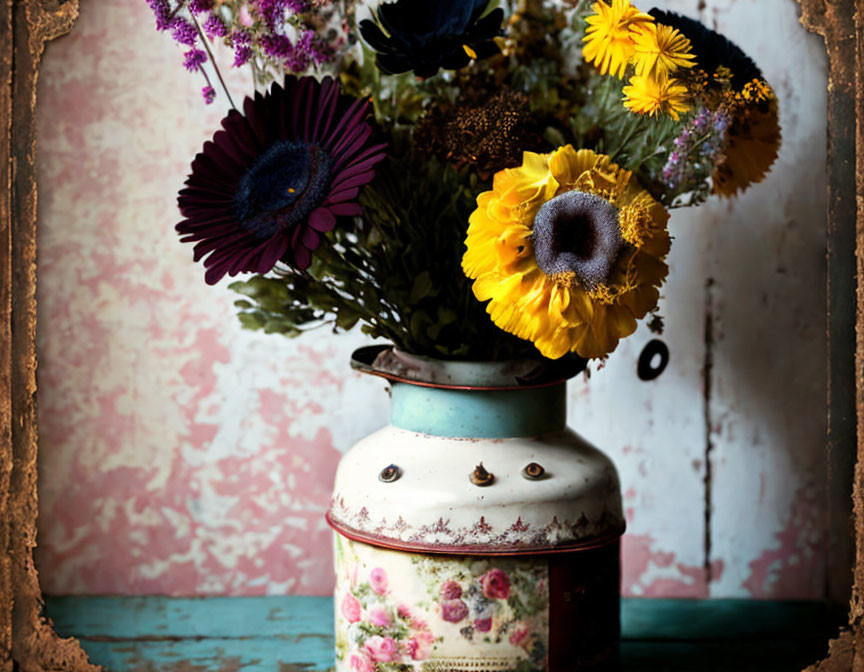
623,74,691,120
632,23,695,79
582,0,654,79
462,146,670,360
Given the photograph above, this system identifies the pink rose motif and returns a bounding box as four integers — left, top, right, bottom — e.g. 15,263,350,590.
370,567,389,595
440,579,462,600
479,568,511,600
341,593,362,624
397,604,412,620
441,599,469,623
474,617,493,632
404,636,431,661
365,635,398,663
368,605,392,628
350,652,376,672
509,625,531,649
416,629,435,644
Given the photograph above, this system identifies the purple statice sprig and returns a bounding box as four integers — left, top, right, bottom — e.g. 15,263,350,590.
662,106,732,207
147,0,237,107
148,0,346,101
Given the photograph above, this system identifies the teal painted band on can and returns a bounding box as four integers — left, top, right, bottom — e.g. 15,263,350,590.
390,382,567,438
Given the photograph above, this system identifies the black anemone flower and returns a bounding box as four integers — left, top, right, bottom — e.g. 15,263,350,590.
359,0,504,78
176,76,387,285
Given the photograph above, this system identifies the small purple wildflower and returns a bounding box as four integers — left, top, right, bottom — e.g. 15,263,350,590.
171,17,198,46
233,45,253,67
202,85,216,104
296,30,332,66
146,0,172,31
286,50,310,72
204,14,228,39
189,0,212,13
261,34,293,59
255,0,287,31
233,31,252,44
183,48,207,71
662,106,732,196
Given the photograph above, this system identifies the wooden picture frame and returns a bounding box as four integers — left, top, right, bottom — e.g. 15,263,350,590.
0,0,860,669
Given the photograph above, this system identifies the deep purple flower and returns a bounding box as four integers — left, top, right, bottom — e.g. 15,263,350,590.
204,14,228,39
202,85,216,104
189,0,212,12
233,45,253,68
171,17,198,46
184,48,207,71
176,76,388,284
440,599,469,623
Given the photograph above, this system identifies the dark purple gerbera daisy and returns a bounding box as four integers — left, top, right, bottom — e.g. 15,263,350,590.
176,76,387,284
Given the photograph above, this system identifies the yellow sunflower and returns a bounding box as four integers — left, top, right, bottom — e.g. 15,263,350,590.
631,23,695,79
462,146,670,360
623,74,691,120
582,0,654,79
714,80,782,196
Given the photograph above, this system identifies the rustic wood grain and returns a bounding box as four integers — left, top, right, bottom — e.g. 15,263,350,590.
797,0,864,670
1,1,99,670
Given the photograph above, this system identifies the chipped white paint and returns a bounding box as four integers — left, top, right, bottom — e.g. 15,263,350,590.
329,427,624,550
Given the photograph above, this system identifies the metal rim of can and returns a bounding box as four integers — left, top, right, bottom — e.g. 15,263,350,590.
350,345,587,391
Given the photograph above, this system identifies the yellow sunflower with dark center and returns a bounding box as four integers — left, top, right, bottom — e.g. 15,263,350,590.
582,0,654,79
462,146,670,359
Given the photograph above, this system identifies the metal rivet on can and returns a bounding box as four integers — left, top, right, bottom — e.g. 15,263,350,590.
522,462,546,480
470,463,495,487
378,464,402,483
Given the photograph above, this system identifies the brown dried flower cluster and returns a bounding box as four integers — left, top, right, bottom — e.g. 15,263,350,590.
414,90,542,178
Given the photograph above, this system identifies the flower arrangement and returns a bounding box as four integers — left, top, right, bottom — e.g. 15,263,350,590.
154,0,781,363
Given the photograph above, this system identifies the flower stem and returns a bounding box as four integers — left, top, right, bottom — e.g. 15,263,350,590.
191,11,236,110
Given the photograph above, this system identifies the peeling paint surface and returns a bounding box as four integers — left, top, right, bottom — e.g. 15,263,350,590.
35,0,828,599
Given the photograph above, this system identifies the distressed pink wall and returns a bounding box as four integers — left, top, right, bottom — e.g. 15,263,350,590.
35,0,830,599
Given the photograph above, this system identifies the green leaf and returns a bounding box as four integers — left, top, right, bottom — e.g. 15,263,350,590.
409,271,437,304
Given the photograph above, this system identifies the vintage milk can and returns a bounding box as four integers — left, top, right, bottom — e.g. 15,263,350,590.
328,346,625,672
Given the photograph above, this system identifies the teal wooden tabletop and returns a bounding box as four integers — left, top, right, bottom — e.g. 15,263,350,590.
44,597,844,672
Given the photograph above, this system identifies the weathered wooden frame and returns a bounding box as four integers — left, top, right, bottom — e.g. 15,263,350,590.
0,0,861,669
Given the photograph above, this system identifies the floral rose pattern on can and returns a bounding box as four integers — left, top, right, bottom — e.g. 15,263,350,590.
334,536,549,671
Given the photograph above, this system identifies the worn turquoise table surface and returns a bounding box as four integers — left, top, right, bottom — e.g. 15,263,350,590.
44,597,845,672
